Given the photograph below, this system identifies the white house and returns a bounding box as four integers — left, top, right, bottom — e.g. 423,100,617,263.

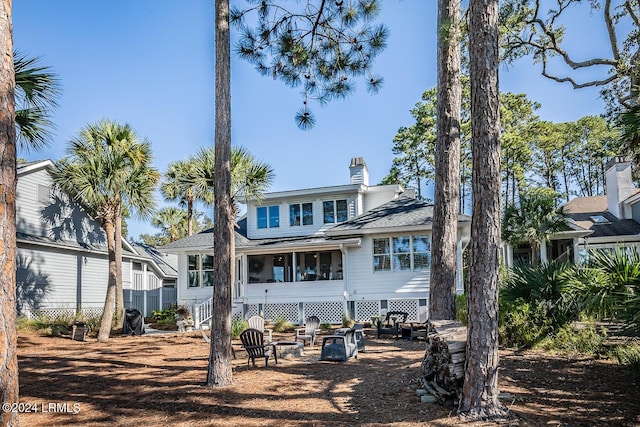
162,157,472,326
16,160,177,319
503,156,640,267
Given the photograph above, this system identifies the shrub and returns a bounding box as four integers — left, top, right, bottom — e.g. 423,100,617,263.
152,306,177,323
17,312,101,337
499,299,555,349
537,322,606,356
231,319,249,339
341,314,355,328
272,316,295,333
609,340,640,373
564,247,640,333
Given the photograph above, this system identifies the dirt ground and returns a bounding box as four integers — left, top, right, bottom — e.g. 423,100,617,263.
14,328,640,427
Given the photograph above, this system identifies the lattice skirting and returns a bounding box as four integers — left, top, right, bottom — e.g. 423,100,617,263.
242,298,425,324
22,307,104,321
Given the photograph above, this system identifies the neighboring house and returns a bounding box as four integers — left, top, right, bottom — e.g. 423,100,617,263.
16,160,177,319
503,156,640,267
162,157,472,327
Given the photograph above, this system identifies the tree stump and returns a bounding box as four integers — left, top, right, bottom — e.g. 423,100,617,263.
420,320,467,404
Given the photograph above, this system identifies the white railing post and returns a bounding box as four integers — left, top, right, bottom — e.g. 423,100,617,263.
194,304,201,329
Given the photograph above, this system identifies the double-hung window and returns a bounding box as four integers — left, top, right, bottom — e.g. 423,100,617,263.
257,205,280,229
373,235,431,272
290,202,313,226
323,199,348,223
188,254,215,287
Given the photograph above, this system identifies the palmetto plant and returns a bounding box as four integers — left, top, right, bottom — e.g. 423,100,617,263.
501,260,575,324
564,247,640,331
14,51,61,152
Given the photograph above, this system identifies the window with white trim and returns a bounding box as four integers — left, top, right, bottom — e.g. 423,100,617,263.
290,202,313,226
323,199,348,223
188,254,214,287
257,205,280,229
373,235,431,272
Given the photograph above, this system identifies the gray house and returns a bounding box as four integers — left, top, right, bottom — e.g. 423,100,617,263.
16,160,177,319
162,157,472,327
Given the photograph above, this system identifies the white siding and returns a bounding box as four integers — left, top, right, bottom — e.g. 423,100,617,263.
362,188,401,213
344,236,430,301
247,193,359,240
245,280,344,303
176,254,215,306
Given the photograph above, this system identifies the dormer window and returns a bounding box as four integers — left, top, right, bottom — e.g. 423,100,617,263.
323,199,348,224
257,205,280,229
590,215,610,224
290,202,313,226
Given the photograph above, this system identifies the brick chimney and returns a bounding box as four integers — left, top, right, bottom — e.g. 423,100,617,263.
349,157,369,185
606,156,633,219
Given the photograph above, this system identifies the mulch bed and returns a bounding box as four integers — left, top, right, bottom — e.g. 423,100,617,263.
14,329,640,426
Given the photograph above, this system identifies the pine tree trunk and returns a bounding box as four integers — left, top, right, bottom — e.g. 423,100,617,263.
97,217,118,342
430,0,462,321
460,0,505,419
207,0,233,387
114,212,125,330
0,1,19,423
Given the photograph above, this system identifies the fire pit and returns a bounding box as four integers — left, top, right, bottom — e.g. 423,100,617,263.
271,341,304,359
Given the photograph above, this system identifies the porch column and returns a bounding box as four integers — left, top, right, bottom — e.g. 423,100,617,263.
143,263,148,317
573,238,581,264
293,251,298,282
340,243,348,317
455,238,463,294
540,243,548,264
505,245,513,269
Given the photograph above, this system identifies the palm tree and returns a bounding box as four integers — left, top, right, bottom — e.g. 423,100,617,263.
52,119,159,341
502,187,572,265
152,207,189,243
14,51,61,152
161,160,213,236
188,146,274,217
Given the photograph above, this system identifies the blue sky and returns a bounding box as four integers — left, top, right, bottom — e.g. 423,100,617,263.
14,0,611,239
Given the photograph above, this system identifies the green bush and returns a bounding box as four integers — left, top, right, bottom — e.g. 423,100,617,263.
272,316,295,333
152,306,177,323
341,314,355,328
17,312,102,337
537,322,606,356
609,340,640,373
499,299,556,349
231,319,249,339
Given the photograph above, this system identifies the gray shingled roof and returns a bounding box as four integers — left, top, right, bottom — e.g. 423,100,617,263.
327,196,471,235
161,228,251,251
563,195,640,238
130,242,178,277
161,196,468,252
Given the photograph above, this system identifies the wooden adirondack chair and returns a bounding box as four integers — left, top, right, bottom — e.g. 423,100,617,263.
240,328,277,368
